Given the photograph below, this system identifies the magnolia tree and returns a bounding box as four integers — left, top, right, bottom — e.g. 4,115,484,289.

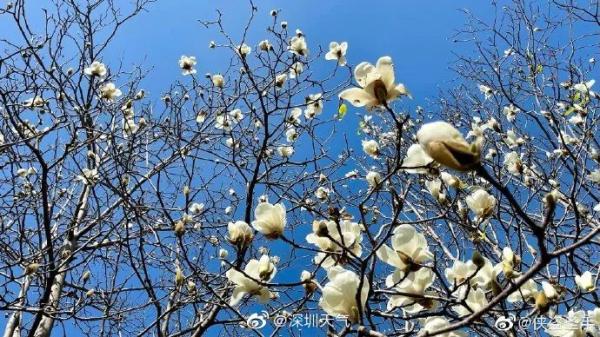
1,0,599,336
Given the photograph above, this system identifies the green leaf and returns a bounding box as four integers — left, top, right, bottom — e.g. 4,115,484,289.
564,106,576,116
337,103,347,120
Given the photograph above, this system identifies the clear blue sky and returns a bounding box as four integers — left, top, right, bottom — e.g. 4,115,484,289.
111,0,493,107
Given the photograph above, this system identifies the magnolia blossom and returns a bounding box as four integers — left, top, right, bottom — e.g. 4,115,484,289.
289,62,304,78
77,168,99,185
212,74,224,88
573,79,596,96
258,39,272,51
507,278,538,302
251,202,286,239
319,266,369,323
287,107,302,124
314,186,330,200
226,255,276,305
275,73,287,88
215,109,244,131
362,139,379,158
325,41,348,66
277,145,294,158
227,221,253,247
503,104,520,122
452,287,488,317
23,96,45,108
588,169,600,184
421,317,467,337
575,271,596,292
465,189,496,219
189,202,204,214
478,84,494,99
289,35,308,56
542,281,559,299
505,129,525,148
425,179,445,203
402,144,433,173
417,121,480,171
376,224,433,272
339,56,409,110
445,257,496,290
236,43,251,57
306,219,362,268
285,128,298,142
84,61,107,77
366,171,382,189
304,93,323,118
99,82,122,101
546,310,587,337
178,55,197,75
386,268,435,313
503,151,523,175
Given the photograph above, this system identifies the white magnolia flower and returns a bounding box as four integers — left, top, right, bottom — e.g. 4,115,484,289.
287,107,302,124
507,278,538,302
402,144,434,174
339,56,409,110
366,171,382,189
99,83,122,101
189,203,204,214
500,246,519,278
440,172,462,189
285,128,298,142
215,109,244,131
573,79,595,95
421,317,467,337
219,248,229,259
542,281,558,299
178,55,197,75
478,84,494,100
546,310,586,337
23,96,45,108
236,43,251,57
445,257,496,289
376,224,433,272
306,219,363,268
575,271,596,292
277,145,294,158
123,118,138,136
362,139,379,158
304,93,323,118
503,104,520,122
84,61,107,77
465,189,496,219
251,202,286,239
452,287,488,317
314,186,330,200
212,74,224,88
319,266,369,322
386,268,435,313
227,221,253,247
289,35,308,56
588,169,600,184
505,129,525,148
325,41,348,66
425,179,445,203
275,73,287,88
258,39,272,51
289,62,304,78
226,255,276,305
417,121,480,171
503,151,523,175
77,168,99,185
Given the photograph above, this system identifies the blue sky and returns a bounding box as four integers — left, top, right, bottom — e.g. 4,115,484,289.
112,0,492,105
